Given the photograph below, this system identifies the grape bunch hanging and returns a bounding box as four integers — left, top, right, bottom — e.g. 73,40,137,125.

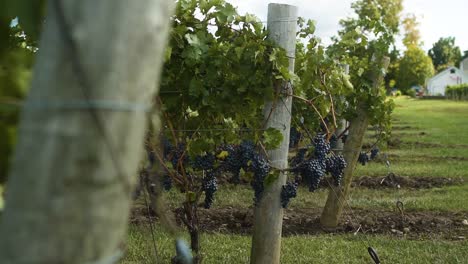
287,134,347,191
358,147,380,165
159,139,274,208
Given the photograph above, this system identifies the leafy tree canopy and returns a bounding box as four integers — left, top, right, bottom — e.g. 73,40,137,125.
328,0,403,134
397,45,434,92
396,14,434,93
428,37,462,72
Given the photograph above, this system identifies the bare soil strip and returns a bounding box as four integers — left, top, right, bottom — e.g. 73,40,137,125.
131,207,468,240
350,175,465,189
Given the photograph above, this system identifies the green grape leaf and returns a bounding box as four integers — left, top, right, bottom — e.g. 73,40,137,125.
262,127,283,150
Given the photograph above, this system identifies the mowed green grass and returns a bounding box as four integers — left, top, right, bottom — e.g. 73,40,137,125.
160,183,468,212
123,225,468,264
359,97,468,179
123,98,468,263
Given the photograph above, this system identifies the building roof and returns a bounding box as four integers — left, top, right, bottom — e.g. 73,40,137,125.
427,66,461,84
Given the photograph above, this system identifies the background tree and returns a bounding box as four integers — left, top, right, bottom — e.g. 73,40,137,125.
428,37,462,72
384,47,400,91
402,14,421,47
462,50,468,60
396,14,434,93
397,46,434,93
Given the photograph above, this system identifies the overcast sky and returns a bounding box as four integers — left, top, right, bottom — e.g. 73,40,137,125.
227,0,468,53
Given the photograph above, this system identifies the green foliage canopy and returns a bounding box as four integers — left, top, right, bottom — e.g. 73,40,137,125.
397,45,434,92
428,37,462,72
327,0,403,136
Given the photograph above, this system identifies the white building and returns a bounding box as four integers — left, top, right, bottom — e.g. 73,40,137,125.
426,58,468,96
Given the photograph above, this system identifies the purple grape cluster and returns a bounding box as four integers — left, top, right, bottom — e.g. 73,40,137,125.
239,140,256,168
203,171,217,209
357,147,380,166
289,127,302,148
289,132,348,192
300,159,326,192
217,144,242,183
281,181,298,208
192,153,215,171
370,147,380,160
162,174,172,191
171,143,189,171
325,155,347,186
313,133,331,159
250,154,271,205
358,151,370,166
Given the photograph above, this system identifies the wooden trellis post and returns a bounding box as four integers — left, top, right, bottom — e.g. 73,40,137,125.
250,3,297,264
320,57,390,228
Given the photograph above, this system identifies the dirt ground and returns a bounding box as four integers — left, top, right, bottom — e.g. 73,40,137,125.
350,174,464,189
131,204,468,241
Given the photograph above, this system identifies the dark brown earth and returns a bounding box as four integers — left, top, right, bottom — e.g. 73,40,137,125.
350,174,464,189
219,174,465,190
131,207,468,240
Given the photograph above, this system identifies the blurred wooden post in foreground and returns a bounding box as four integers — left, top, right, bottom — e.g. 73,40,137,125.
0,0,174,263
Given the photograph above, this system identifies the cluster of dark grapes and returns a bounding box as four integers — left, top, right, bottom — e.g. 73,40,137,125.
203,171,218,209
325,155,347,186
289,127,302,148
280,181,298,208
290,133,347,192
358,147,380,166
217,141,271,205
313,133,331,159
250,154,271,205
217,141,256,183
191,153,215,171
170,143,189,171
299,158,326,192
217,144,242,183
162,174,172,191
370,147,380,160
239,140,256,168
358,151,370,165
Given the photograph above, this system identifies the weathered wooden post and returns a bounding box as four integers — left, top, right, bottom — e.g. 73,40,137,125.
250,3,297,264
0,1,174,263
320,57,390,228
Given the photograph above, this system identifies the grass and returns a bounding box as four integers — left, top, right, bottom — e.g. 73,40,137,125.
391,98,468,146
157,182,468,212
123,225,468,264
123,97,468,263
357,97,468,180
